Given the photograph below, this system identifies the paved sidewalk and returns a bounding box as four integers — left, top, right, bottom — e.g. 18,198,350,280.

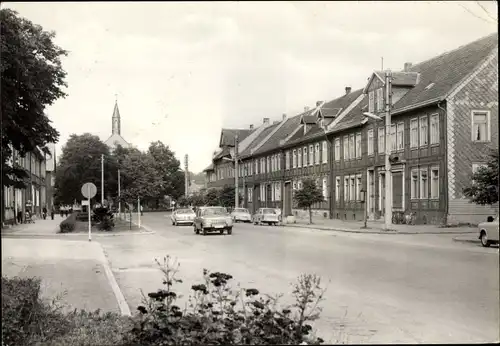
1,217,62,235
284,217,477,234
1,238,124,314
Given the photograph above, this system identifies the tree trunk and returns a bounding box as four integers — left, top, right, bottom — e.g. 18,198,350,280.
309,206,313,224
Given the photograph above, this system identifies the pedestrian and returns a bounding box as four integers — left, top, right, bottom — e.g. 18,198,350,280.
140,204,143,216
42,206,47,220
50,208,55,220
17,209,23,224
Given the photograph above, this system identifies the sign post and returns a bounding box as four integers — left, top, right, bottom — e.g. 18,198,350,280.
137,197,141,229
81,182,97,242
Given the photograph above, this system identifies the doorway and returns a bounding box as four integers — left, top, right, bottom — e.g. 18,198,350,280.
367,170,375,219
379,172,385,217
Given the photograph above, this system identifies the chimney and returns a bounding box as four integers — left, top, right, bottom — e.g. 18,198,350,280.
404,62,412,71
316,101,323,107
282,113,287,120
263,118,270,125
304,106,310,112
345,86,351,95
249,124,254,130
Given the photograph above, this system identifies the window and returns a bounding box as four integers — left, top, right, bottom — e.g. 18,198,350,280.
356,175,362,200
396,122,404,150
261,158,265,173
309,145,314,166
355,133,362,158
472,111,490,142
247,188,253,202
277,153,281,170
376,88,384,111
334,138,340,161
322,141,328,163
410,118,418,148
378,127,385,154
368,91,374,113
344,177,349,201
322,177,328,198
292,181,297,190
419,168,428,199
343,136,349,160
303,147,307,166
285,151,290,170
430,166,439,199
411,169,419,199
298,180,303,190
390,124,397,152
420,116,428,146
350,177,355,201
367,129,374,156
430,114,439,144
267,156,271,173
315,178,320,190
298,148,302,167
255,159,259,174
292,150,297,168
335,177,341,201
271,155,275,172
349,134,355,159
271,182,275,201
315,143,320,164
275,182,281,201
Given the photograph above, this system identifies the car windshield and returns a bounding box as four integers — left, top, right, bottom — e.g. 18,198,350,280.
234,208,249,213
262,208,276,214
202,207,228,216
176,209,193,214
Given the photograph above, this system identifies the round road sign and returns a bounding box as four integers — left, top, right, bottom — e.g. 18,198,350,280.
81,182,97,199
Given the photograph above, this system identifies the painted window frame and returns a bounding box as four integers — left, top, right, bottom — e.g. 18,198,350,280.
430,113,440,145
303,146,308,166
349,134,355,160
334,138,341,161
410,118,418,148
315,143,320,164
376,88,384,111
356,174,362,201
343,136,349,160
396,122,404,151
350,176,356,201
309,144,314,166
335,177,341,201
367,129,374,156
390,124,397,152
368,90,375,113
355,132,362,158
471,110,491,142
419,167,428,199
285,151,290,170
344,176,349,201
430,165,439,199
292,149,297,168
298,148,302,167
322,141,328,163
322,176,328,198
410,168,419,200
378,127,385,154
419,116,428,147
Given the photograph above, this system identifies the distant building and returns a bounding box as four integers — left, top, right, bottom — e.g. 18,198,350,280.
104,100,131,151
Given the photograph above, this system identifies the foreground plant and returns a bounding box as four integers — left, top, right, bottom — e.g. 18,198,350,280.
128,255,327,345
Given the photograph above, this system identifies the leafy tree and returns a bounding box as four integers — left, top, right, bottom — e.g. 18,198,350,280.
148,141,185,200
188,192,205,207
176,196,189,208
1,9,67,186
204,188,220,206
54,134,116,205
463,149,499,206
119,150,163,205
294,178,325,224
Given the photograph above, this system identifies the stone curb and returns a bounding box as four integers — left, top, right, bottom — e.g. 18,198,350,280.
282,223,476,235
452,237,481,244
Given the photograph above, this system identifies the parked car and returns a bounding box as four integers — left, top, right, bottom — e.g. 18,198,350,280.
171,208,196,226
231,208,252,223
252,208,280,226
193,206,233,235
478,215,499,247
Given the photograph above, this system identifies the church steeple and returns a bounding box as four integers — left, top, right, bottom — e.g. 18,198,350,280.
112,99,121,135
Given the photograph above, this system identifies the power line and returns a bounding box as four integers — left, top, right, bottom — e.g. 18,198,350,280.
475,1,498,22
456,2,496,24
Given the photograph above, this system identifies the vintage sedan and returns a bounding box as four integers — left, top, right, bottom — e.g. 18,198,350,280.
193,206,233,235
231,208,252,223
170,208,196,226
252,208,280,226
478,215,499,247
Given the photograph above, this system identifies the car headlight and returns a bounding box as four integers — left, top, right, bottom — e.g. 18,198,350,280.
202,220,211,227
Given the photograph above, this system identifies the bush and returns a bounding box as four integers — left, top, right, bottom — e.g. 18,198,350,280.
59,213,77,233
126,256,326,345
98,215,115,231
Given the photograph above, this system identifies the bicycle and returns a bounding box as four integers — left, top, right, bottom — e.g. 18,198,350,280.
404,212,416,225
391,211,405,224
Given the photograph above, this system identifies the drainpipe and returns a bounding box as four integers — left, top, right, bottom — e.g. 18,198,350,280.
437,101,448,225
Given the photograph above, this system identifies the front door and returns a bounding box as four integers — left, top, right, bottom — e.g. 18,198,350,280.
284,181,292,216
379,172,385,217
266,184,272,207
392,170,403,210
367,170,375,219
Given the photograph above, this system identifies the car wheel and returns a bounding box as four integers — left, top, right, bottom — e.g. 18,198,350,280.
480,231,491,247
227,227,233,235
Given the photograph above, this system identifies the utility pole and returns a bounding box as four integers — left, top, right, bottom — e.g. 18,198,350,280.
118,169,121,219
242,164,246,208
101,154,104,206
234,135,239,209
184,154,189,197
384,70,393,230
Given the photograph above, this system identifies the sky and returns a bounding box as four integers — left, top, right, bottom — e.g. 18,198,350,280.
4,1,498,173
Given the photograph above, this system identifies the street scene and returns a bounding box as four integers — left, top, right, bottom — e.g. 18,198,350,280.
1,1,499,345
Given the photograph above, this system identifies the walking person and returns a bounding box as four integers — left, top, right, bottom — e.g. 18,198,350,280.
42,206,47,220
140,204,143,216
17,208,23,224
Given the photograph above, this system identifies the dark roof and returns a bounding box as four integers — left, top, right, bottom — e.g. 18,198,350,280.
219,128,253,147
301,115,317,124
329,95,368,134
374,71,419,87
392,32,498,112
282,88,365,146
252,115,302,155
203,163,214,172
239,124,279,158
213,147,230,160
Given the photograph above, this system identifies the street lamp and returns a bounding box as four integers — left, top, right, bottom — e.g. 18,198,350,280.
362,70,393,231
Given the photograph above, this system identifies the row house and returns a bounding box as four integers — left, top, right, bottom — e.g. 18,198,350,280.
3,146,49,225
204,32,498,225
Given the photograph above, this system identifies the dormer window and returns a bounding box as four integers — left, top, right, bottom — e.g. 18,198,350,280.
368,91,375,113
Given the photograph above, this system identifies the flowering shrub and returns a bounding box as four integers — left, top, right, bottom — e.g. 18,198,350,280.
127,256,326,345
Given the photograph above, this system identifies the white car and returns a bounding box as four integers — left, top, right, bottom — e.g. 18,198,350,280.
231,208,252,223
252,208,280,226
478,215,499,247
170,208,196,226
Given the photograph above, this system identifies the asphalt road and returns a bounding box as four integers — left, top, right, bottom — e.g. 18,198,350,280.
98,212,499,344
